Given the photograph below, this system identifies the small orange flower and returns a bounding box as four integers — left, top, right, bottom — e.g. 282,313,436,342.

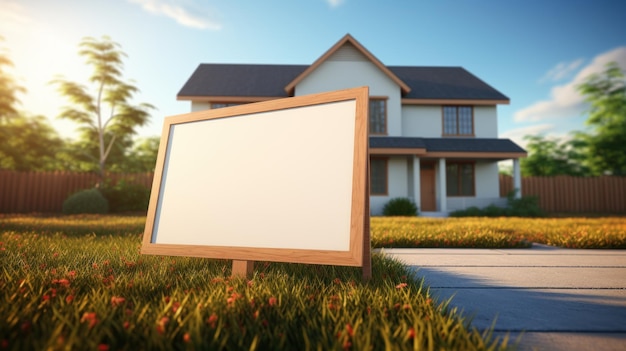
65,295,74,304
268,297,277,307
207,314,218,328
407,327,415,340
111,296,126,307
183,333,191,343
81,312,98,329
345,323,354,337
156,317,169,334
395,283,408,289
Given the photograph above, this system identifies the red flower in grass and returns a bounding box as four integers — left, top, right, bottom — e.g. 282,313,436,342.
81,312,98,329
156,317,169,335
111,296,126,307
207,314,218,328
407,327,415,340
52,278,70,287
65,295,74,304
97,344,109,351
268,297,277,307
395,283,408,289
183,333,191,343
345,324,354,337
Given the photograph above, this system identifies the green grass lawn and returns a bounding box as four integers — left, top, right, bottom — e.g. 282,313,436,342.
1,214,624,350
0,215,512,350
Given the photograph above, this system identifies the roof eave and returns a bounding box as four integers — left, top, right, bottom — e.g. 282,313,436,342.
402,98,510,106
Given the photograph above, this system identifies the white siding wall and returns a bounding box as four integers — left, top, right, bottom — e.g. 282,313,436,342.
474,106,498,138
296,61,402,136
191,102,210,112
401,105,441,137
475,161,500,197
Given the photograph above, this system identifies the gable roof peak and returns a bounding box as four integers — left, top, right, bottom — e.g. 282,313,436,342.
284,34,411,96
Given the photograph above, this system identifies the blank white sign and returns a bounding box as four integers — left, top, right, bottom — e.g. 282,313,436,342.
142,87,369,266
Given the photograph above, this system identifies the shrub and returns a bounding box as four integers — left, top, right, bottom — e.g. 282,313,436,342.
450,191,545,218
62,188,109,214
100,180,151,213
382,197,418,216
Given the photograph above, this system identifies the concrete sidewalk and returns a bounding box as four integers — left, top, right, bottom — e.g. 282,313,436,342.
380,245,626,351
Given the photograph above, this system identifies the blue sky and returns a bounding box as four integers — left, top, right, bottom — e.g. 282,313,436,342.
1,0,625,148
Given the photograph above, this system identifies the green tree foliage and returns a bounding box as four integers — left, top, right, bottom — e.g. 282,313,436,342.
0,36,24,122
0,37,63,171
520,134,590,176
0,114,64,170
110,136,160,172
51,36,154,180
577,62,626,175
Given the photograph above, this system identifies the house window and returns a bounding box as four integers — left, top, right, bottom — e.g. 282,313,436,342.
446,162,475,196
370,158,387,195
443,106,473,136
369,98,387,135
211,102,241,109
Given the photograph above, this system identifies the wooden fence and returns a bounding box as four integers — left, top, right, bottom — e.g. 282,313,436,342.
500,174,626,213
1,171,625,214
0,171,153,213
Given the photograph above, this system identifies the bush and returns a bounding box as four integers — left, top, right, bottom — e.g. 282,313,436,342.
450,191,545,218
100,180,151,213
382,197,418,216
62,188,109,214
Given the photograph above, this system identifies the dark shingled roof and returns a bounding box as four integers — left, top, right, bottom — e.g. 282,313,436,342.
370,137,526,154
177,64,509,101
388,67,509,101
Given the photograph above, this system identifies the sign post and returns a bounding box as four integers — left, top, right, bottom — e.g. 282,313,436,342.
142,87,370,277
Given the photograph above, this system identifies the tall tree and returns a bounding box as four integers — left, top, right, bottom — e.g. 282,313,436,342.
0,37,63,171
0,36,25,122
52,36,154,181
520,134,590,176
577,62,626,175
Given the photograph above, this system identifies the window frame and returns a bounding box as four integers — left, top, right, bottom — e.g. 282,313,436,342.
370,157,388,196
442,106,474,136
445,161,475,197
211,102,242,109
369,97,388,135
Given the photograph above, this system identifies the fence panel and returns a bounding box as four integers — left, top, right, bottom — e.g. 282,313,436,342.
0,171,154,214
1,171,624,214
500,174,626,214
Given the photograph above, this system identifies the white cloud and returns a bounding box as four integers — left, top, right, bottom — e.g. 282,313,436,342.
500,123,555,149
514,46,626,123
326,0,345,8
128,0,221,30
539,58,584,83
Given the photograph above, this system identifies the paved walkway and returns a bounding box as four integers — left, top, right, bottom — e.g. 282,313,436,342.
380,245,626,351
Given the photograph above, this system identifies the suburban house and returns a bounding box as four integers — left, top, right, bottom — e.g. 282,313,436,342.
176,34,526,215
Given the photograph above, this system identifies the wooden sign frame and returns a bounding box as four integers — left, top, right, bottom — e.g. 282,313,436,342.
142,87,370,275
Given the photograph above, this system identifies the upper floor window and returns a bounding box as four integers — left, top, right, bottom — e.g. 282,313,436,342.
443,106,473,136
211,102,242,109
369,98,387,135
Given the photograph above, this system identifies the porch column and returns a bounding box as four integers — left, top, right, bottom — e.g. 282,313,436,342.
412,156,421,208
513,158,522,199
438,158,447,212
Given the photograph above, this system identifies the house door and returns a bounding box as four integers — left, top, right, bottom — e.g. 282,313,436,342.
420,163,436,211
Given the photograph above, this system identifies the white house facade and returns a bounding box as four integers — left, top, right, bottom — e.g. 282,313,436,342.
177,34,526,215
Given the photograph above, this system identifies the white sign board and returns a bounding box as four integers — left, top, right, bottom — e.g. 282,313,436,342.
142,87,369,267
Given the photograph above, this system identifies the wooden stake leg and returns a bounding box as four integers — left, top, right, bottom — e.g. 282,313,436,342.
232,260,254,278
